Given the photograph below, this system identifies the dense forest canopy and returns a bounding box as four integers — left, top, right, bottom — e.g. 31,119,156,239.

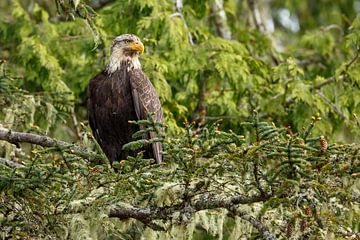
0,0,359,239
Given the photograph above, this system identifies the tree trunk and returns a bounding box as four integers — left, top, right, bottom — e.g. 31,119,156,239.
210,0,232,40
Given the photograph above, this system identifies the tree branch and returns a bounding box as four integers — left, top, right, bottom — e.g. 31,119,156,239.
229,207,277,240
171,0,194,45
0,127,104,163
312,75,338,89
50,0,115,23
313,51,358,89
316,91,346,119
0,157,24,168
109,193,274,238
109,205,181,231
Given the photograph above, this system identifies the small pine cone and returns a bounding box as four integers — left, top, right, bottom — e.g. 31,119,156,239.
304,207,312,216
286,222,294,238
90,167,100,173
320,136,328,153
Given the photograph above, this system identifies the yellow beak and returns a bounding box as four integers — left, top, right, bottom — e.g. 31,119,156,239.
128,41,144,54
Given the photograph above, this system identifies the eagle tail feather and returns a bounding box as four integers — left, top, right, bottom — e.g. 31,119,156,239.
150,131,162,164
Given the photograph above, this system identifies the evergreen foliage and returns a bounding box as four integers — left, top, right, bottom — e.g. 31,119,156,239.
0,110,359,239
0,0,359,239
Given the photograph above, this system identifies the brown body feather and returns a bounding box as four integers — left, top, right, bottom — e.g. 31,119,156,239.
87,62,163,164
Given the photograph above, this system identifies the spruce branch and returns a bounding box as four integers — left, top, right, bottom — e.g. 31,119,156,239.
302,116,321,141
0,127,104,163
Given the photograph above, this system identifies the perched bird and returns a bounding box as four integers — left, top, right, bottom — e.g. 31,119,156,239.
87,34,163,164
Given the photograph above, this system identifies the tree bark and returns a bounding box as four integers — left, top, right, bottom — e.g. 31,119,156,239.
0,127,104,163
109,193,275,239
210,0,232,40
0,157,24,168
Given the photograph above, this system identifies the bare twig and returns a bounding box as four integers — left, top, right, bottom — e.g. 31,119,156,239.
313,51,358,89
228,207,277,240
0,127,104,163
171,0,194,45
316,91,346,119
171,1,206,125
344,50,359,70
312,75,338,89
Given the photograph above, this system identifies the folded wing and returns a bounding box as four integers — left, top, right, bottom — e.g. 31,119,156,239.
129,69,163,164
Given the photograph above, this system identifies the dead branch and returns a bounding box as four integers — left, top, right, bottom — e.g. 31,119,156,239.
109,193,275,239
229,207,277,240
0,157,24,168
316,91,346,119
171,0,194,45
0,127,104,163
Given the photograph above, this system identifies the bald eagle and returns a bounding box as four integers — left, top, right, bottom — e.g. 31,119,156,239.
87,34,163,164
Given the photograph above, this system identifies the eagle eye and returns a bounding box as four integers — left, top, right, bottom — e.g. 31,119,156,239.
124,39,133,44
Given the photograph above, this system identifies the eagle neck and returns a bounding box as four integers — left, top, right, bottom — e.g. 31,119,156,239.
107,55,141,74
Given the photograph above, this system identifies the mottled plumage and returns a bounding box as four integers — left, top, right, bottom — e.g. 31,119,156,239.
87,34,163,164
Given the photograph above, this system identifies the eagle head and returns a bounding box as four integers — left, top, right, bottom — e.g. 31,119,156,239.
107,34,144,73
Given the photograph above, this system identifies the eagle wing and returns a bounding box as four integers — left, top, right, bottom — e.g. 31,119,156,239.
87,72,105,146
129,69,163,164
